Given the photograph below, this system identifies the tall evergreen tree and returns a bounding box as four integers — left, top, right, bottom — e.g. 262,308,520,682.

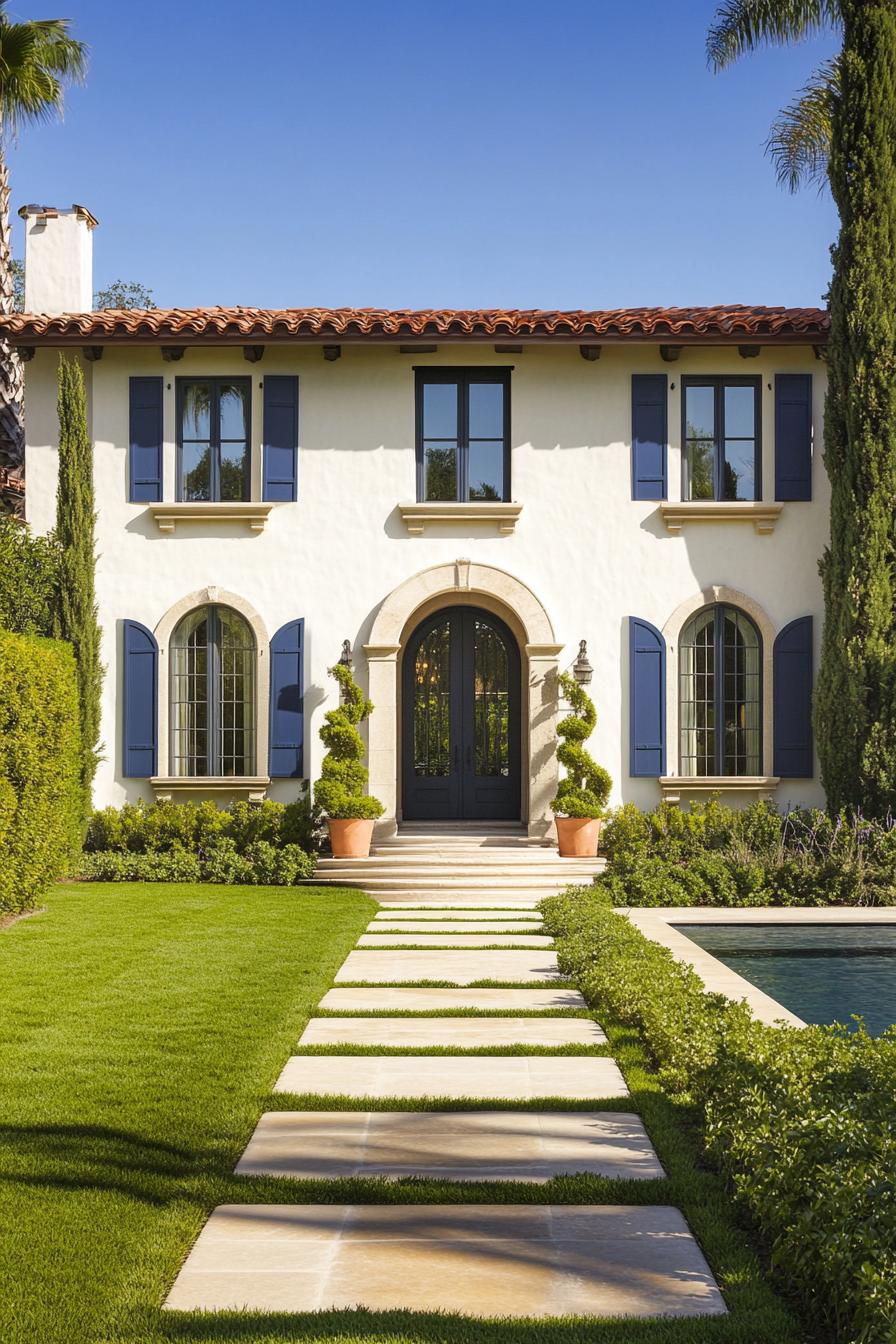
55,356,101,809
815,0,896,815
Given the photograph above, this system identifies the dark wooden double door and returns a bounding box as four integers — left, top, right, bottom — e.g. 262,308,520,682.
402,607,521,822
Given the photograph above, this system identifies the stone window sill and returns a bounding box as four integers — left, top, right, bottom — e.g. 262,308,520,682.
660,502,783,535
398,501,523,536
148,502,274,534
151,776,270,803
660,776,780,804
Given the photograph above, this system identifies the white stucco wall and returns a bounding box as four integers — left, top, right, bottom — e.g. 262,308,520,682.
24,340,829,816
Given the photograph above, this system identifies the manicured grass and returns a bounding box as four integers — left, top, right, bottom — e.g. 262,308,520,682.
0,881,373,1344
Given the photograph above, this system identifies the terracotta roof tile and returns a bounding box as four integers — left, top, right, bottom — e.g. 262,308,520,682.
0,304,829,345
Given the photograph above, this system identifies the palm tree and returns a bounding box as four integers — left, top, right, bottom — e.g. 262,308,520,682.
0,4,86,512
707,1,841,191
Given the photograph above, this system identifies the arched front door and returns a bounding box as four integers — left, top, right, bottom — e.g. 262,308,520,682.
402,606,521,821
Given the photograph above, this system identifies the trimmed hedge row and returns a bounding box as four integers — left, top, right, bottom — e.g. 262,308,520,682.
595,800,896,906
0,631,81,914
541,888,896,1344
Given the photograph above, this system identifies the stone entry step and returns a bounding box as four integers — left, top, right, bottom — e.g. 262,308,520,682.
164,1204,726,1318
357,933,554,948
334,949,561,984
298,1017,605,1048
368,919,544,933
274,1055,628,1100
371,910,544,923
377,898,544,908
319,987,588,1012
235,1111,663,1182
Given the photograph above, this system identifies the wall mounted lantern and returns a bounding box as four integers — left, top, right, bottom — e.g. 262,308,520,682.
573,639,593,685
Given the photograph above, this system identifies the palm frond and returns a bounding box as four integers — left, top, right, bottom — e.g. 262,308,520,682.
707,0,840,71
0,15,87,140
766,58,837,192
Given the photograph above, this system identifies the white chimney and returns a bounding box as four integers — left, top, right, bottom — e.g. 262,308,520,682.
18,203,98,313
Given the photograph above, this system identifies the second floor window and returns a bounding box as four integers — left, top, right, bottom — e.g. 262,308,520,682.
416,369,510,502
682,377,759,502
177,378,251,502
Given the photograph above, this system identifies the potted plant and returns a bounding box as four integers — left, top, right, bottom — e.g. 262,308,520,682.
314,661,384,859
551,671,612,857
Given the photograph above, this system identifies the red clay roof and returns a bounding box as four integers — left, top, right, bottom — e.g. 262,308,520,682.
0,304,829,345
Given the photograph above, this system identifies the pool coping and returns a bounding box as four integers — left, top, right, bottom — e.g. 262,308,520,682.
620,906,896,1028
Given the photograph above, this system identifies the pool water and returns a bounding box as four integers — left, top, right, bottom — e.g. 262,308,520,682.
673,924,896,1035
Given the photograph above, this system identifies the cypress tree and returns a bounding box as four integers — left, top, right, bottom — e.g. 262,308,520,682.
55,355,102,810
816,0,896,816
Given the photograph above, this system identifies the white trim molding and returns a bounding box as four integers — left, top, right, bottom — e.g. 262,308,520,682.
397,501,523,535
660,501,783,535
151,776,271,803
148,501,274,534
153,587,270,781
659,776,780,804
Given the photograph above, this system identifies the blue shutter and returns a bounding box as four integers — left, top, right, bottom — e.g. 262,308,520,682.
775,374,812,500
629,617,666,776
263,375,299,502
123,620,158,777
774,616,813,777
269,619,304,777
631,374,667,500
129,377,163,502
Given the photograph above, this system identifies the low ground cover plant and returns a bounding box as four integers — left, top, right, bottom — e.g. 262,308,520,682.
542,888,896,1344
80,797,317,885
595,799,896,906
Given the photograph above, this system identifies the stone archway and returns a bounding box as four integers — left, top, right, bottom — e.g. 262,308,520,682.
364,560,563,838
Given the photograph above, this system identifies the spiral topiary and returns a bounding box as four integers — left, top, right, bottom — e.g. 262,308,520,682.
551,671,612,818
314,662,385,821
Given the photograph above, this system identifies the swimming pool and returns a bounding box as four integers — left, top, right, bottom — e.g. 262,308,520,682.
673,923,896,1035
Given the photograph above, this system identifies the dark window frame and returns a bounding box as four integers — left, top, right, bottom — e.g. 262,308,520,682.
176,376,252,503
414,367,512,503
679,602,763,778
170,603,256,778
681,375,761,502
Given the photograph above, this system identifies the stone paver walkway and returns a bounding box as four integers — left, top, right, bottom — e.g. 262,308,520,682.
166,894,726,1320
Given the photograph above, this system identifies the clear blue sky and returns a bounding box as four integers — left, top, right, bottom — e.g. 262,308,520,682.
10,0,840,310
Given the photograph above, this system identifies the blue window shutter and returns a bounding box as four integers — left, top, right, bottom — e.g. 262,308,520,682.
631,374,667,500
774,616,813,777
629,617,666,776
129,377,163,502
123,620,158,777
775,374,812,500
269,619,304,777
263,375,299,502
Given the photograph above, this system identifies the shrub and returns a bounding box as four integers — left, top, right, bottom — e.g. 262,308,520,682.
314,662,384,821
79,837,315,887
551,671,611,818
0,514,61,636
0,631,81,913
80,849,202,884
542,888,896,1344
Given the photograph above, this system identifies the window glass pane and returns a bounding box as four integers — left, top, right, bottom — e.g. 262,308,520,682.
723,440,755,500
687,440,715,500
680,608,716,777
219,383,249,440
468,440,504,501
181,382,211,439
468,382,504,439
724,385,755,439
220,441,249,501
721,607,761,775
216,607,255,776
473,618,510,776
181,443,211,501
423,382,458,439
424,443,457,500
685,385,715,442
413,619,452,777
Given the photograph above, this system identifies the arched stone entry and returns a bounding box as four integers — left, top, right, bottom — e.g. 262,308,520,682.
365,560,563,839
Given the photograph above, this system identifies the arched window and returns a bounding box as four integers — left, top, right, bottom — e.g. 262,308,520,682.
170,605,256,777
679,605,761,777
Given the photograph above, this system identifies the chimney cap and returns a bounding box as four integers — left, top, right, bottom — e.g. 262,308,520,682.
18,202,98,229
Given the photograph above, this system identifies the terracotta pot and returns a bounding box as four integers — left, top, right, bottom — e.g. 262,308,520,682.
327,817,376,859
555,816,602,858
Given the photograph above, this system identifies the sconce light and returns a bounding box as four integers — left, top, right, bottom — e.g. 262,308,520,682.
573,639,593,685
338,639,353,671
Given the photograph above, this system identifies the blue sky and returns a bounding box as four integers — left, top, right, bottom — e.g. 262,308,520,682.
9,0,840,310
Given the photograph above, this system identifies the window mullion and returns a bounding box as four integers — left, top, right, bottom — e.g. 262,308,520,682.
714,605,725,775
458,377,468,502
208,605,219,775
714,380,722,502
211,380,221,502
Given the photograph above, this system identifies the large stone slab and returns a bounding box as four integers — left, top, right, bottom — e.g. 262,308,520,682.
377,900,543,909
372,910,544,923
357,933,554,948
335,949,561,985
164,1204,725,1317
274,1055,628,1100
299,1017,605,1047
236,1110,663,1182
368,920,545,933
319,987,588,1012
